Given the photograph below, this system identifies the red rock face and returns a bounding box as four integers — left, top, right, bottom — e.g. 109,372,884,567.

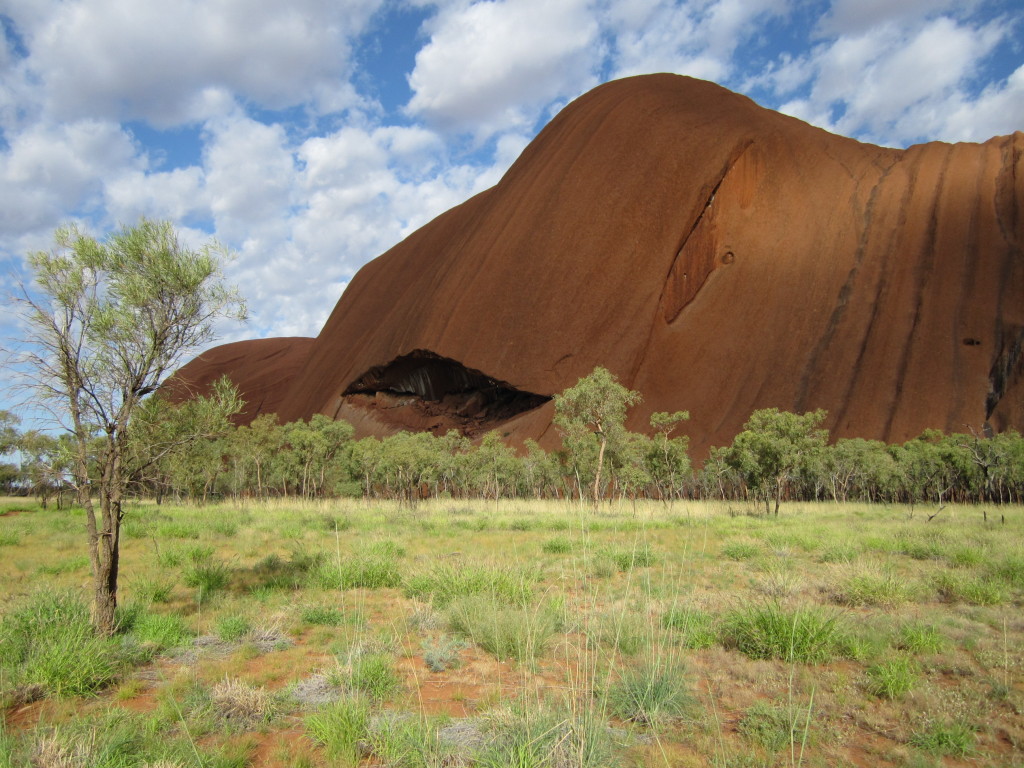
172,74,1024,458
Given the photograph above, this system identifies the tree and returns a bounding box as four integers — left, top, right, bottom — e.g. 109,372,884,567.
13,218,245,634
724,408,828,515
647,410,691,502
553,366,641,506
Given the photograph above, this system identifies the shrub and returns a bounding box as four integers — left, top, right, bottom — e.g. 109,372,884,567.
405,563,536,607
0,591,128,698
182,560,231,595
130,612,194,650
609,543,657,571
301,606,346,626
349,653,400,701
422,635,466,673
541,536,573,554
835,567,914,607
988,554,1024,589
478,702,611,768
305,696,370,764
215,615,251,643
865,656,918,699
738,701,812,752
661,607,717,650
721,541,760,561
933,572,1006,605
447,596,561,664
895,622,945,654
605,656,692,725
909,720,976,757
720,603,844,664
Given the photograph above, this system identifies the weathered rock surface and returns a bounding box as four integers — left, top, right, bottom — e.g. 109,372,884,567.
171,74,1024,457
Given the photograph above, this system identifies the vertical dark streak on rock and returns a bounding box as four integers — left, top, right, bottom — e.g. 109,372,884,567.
950,146,981,425
883,149,953,441
832,160,911,432
795,161,895,414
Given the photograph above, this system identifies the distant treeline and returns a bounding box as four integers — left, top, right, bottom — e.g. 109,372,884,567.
7,388,1023,509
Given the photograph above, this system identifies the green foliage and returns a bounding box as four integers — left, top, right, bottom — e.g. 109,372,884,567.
305,696,371,764
422,635,466,672
182,559,231,594
447,596,562,663
721,541,760,561
349,652,400,701
478,702,612,768
128,611,193,650
404,563,536,607
215,614,251,643
605,655,693,724
301,605,346,626
933,571,1006,605
865,656,918,699
0,591,130,697
738,701,812,752
720,602,844,663
314,552,402,590
724,408,828,515
541,536,573,554
607,542,657,571
835,567,915,607
895,622,945,654
554,366,643,505
661,606,717,649
909,720,976,756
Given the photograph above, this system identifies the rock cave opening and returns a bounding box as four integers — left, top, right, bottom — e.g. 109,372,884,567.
341,350,551,435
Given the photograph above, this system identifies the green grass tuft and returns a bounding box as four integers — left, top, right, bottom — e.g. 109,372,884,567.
720,602,844,664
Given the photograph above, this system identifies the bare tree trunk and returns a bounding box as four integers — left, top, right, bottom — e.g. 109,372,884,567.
593,433,607,507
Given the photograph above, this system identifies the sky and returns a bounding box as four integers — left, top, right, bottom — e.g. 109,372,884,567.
0,0,1022,420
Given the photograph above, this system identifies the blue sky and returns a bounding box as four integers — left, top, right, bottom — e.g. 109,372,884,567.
1,0,1022,420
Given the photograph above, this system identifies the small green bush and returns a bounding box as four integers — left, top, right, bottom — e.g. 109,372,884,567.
933,572,1006,605
866,656,918,699
422,635,466,672
0,591,129,697
720,602,844,664
909,720,976,757
349,653,399,701
738,701,811,752
661,607,717,650
541,536,573,554
835,567,914,607
896,622,945,654
447,596,561,664
301,605,346,626
305,696,370,764
605,656,692,725
182,559,231,594
405,563,536,607
215,615,251,643
721,541,760,561
130,611,194,650
609,543,657,571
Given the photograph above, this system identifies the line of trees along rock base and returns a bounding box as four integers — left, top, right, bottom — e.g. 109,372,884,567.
8,369,1024,509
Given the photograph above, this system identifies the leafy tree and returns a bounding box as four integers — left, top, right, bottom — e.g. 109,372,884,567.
127,378,242,503
18,429,67,507
554,367,641,506
647,410,691,502
724,408,828,515
12,218,245,634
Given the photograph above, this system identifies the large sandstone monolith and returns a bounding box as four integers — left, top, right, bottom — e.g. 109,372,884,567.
172,74,1023,457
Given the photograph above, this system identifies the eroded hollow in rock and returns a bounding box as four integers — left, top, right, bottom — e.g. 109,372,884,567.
341,350,551,435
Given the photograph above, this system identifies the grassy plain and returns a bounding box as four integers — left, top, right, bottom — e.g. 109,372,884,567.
0,495,1022,767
